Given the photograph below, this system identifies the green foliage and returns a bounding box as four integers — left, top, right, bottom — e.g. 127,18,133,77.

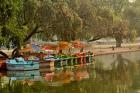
0,0,27,48
124,0,140,36
128,29,137,42
0,0,138,48
33,0,83,41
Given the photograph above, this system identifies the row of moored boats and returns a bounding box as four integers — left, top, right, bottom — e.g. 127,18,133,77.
0,52,94,71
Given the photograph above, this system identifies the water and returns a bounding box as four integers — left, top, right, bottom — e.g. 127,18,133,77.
1,51,140,93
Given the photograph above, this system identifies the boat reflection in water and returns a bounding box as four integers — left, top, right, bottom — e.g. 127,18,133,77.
6,70,41,87
7,70,41,81
44,64,96,86
0,71,7,77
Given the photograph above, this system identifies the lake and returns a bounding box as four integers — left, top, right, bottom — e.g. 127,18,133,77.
1,51,140,93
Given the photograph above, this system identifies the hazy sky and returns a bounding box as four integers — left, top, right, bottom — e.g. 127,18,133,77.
129,0,136,3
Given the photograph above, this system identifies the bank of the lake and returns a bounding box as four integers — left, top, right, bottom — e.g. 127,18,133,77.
1,43,140,57
93,47,140,56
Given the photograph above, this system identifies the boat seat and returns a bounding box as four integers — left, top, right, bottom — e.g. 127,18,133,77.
15,57,25,62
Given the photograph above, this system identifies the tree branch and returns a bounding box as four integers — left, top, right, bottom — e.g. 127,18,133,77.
87,36,103,42
24,25,41,42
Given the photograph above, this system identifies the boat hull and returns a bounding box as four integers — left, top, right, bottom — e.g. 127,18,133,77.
6,62,39,71
40,61,54,68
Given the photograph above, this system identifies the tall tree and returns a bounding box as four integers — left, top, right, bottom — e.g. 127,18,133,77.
33,0,83,41
124,0,140,36
0,0,28,49
87,0,129,47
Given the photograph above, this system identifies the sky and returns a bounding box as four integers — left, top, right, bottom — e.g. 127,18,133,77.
129,0,136,3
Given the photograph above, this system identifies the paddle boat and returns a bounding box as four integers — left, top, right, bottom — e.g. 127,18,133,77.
26,55,56,68
6,57,39,71
25,51,94,68
0,58,6,70
53,52,94,67
27,56,40,61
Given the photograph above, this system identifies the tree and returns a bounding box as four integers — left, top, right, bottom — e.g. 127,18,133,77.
0,0,28,49
124,0,140,37
87,0,129,47
67,0,112,41
51,0,83,41
0,0,83,53
0,0,134,51
30,0,83,42
127,29,137,42
112,16,129,47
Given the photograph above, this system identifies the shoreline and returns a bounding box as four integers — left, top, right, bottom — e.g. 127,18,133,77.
1,44,140,57
93,47,140,56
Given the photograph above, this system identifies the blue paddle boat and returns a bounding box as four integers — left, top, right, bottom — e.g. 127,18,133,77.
6,57,39,71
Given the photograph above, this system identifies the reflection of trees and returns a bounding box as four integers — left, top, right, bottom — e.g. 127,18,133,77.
0,77,2,92
110,54,138,92
130,59,140,90
76,54,139,93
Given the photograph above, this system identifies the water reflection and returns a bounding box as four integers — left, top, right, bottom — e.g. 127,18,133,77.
44,65,96,87
0,64,96,93
7,70,41,81
1,52,140,93
95,53,140,93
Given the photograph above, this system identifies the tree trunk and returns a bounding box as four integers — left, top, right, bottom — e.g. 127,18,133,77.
11,26,39,58
116,41,122,47
87,36,103,42
115,36,122,47
24,25,40,42
11,48,20,58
